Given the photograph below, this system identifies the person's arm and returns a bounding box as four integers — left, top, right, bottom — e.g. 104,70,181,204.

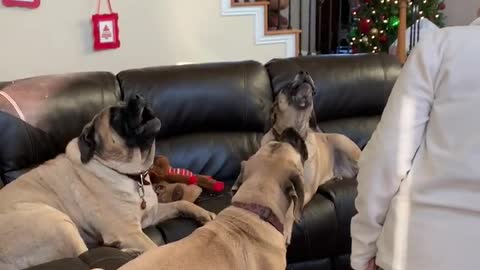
350,30,444,270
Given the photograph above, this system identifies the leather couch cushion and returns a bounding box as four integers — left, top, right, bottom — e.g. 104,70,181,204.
0,72,121,148
287,194,337,263
266,53,401,121
319,116,380,149
0,72,121,182
117,61,273,138
287,259,332,270
0,112,58,184
318,178,358,257
155,132,262,181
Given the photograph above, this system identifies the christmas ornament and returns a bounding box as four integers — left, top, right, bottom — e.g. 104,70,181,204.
352,46,358,54
438,2,446,10
352,7,359,16
379,34,388,43
350,27,359,37
388,16,400,28
364,0,372,3
370,28,379,35
2,0,40,8
92,0,121,51
359,18,371,34
362,36,369,44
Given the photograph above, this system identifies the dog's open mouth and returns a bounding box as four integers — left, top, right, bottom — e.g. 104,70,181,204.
295,96,308,108
291,84,313,109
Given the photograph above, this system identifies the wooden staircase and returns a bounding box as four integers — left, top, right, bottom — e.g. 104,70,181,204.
229,0,302,56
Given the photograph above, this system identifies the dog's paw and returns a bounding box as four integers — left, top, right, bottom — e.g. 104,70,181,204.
195,210,216,225
121,248,144,259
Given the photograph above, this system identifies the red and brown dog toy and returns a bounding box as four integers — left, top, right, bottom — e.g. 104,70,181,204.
149,155,225,193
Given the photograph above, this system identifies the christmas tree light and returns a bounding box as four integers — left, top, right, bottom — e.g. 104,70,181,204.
349,0,445,53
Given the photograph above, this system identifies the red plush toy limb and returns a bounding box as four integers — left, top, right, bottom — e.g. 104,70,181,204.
167,167,197,185
167,169,225,193
195,175,224,193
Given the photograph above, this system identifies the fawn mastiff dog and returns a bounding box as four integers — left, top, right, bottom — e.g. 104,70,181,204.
262,71,362,244
0,95,214,270
119,128,308,270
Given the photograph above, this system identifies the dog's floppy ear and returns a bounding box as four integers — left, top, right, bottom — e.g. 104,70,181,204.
267,98,279,132
285,172,305,222
231,161,246,195
327,134,361,180
78,122,96,164
304,71,316,93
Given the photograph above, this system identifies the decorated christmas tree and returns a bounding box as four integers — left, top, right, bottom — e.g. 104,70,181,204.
349,0,446,53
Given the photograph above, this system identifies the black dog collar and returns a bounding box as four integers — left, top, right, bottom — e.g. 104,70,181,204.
125,170,151,185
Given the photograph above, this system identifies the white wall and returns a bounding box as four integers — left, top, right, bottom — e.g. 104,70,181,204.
444,0,479,26
0,0,286,81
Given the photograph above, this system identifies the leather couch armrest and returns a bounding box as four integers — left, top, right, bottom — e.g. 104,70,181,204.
317,178,358,255
143,226,166,246
23,258,90,270
79,247,133,269
24,247,132,270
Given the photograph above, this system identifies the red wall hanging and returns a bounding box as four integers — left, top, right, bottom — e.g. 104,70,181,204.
2,0,40,8
92,0,120,51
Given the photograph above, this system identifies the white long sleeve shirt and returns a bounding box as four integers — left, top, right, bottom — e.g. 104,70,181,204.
351,19,480,270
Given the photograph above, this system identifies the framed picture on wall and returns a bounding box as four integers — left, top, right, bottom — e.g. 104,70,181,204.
2,0,40,8
92,13,120,51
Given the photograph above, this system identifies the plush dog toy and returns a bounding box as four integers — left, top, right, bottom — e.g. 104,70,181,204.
153,181,203,203
149,156,225,193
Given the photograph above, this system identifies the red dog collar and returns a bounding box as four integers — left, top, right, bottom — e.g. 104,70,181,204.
232,202,284,234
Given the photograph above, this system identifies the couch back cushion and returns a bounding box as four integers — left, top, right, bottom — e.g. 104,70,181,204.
0,72,121,184
266,53,401,148
117,61,272,181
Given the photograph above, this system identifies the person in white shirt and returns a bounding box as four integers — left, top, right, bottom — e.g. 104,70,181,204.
351,18,480,270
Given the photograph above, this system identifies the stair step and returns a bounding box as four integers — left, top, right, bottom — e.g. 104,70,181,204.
230,0,301,55
231,1,269,7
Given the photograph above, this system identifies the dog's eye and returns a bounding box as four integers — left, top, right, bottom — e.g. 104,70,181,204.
154,185,166,193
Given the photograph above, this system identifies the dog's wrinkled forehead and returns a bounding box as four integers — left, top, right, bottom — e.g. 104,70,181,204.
292,71,315,89
275,71,316,99
247,142,301,180
255,128,308,166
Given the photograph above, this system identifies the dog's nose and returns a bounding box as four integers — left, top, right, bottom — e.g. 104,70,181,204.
133,94,145,105
300,95,308,103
